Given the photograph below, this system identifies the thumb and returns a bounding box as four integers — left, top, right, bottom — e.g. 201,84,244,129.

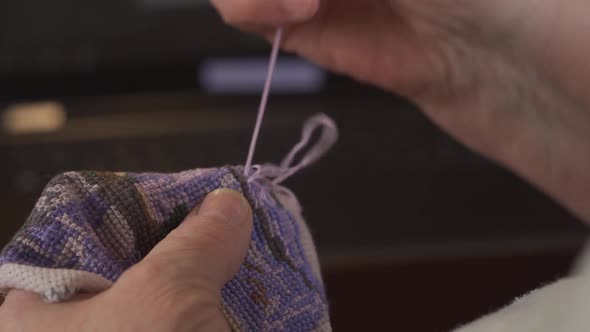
140,189,253,293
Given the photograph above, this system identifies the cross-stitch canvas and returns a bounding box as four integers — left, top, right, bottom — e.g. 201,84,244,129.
0,166,331,331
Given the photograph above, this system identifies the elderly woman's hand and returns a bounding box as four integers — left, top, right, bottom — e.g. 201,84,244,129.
212,0,590,221
0,189,253,332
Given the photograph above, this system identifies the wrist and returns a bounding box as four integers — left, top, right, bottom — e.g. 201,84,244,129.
504,78,590,222
418,45,590,222
480,59,590,223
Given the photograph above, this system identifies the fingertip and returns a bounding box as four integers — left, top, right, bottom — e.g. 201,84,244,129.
212,0,319,27
199,189,252,229
281,0,320,22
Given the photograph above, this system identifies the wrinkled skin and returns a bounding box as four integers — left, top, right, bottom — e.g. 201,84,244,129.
212,0,590,222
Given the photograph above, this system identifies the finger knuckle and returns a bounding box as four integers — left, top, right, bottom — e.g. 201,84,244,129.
129,258,170,285
175,216,230,249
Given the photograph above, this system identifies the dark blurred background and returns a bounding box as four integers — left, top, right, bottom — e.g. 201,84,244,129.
0,1,587,330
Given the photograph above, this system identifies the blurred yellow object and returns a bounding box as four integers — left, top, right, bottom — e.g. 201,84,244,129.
2,102,66,134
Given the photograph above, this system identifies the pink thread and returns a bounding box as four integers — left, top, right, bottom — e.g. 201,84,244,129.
247,113,338,185
272,114,338,184
241,27,339,207
246,114,338,209
244,28,284,177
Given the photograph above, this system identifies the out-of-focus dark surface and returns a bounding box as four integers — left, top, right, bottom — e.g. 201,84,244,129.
0,1,587,330
324,249,578,331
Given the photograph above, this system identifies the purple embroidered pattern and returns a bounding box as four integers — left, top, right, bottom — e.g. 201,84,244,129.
0,166,331,331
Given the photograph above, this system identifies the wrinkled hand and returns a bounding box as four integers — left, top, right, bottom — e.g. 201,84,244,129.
0,189,253,332
211,0,590,221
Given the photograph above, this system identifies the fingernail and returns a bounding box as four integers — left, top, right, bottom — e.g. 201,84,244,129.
281,0,317,20
199,189,251,226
